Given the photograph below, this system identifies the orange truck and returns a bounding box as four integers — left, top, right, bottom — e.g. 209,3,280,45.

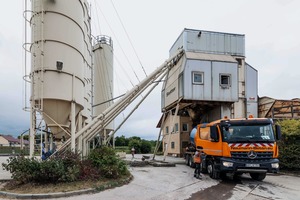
185,116,281,181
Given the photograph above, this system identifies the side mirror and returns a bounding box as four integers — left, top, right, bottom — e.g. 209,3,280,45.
210,126,219,142
275,124,282,140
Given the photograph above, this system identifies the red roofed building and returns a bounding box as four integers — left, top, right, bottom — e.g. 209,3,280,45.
0,135,29,147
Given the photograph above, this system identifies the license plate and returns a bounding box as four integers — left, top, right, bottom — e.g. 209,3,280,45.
245,164,260,167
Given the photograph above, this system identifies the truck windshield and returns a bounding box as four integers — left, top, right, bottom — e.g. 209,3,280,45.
222,124,275,143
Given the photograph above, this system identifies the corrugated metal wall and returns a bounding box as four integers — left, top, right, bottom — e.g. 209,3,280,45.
170,28,245,57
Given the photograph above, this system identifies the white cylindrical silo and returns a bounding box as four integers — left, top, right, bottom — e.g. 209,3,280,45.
93,35,114,133
81,1,93,127
30,0,91,139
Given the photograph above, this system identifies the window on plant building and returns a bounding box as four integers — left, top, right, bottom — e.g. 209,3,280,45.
171,142,175,149
192,71,204,84
220,74,231,88
182,123,188,132
175,123,179,132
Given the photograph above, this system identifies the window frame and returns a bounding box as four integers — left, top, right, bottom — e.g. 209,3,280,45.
219,73,231,88
182,123,189,132
171,142,175,149
192,71,204,85
175,123,179,133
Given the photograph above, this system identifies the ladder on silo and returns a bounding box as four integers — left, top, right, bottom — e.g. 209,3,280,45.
52,49,185,157
24,0,46,157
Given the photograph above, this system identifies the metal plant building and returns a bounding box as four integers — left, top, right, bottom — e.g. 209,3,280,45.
159,28,258,157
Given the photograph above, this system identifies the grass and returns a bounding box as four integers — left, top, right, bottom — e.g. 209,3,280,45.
0,147,29,155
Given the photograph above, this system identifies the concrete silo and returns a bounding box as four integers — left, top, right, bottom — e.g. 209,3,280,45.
81,1,93,127
92,35,114,143
30,0,92,155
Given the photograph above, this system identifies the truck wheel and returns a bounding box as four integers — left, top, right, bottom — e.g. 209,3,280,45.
250,173,266,181
189,156,195,168
220,172,227,180
188,155,192,167
207,161,220,179
233,173,242,181
200,162,207,174
185,155,189,166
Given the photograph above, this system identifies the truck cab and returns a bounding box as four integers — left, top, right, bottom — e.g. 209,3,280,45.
190,117,281,181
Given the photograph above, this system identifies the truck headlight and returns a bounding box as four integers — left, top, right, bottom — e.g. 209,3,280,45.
223,161,233,167
271,163,279,169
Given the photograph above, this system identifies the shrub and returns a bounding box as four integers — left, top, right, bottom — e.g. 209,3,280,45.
2,151,82,184
38,159,65,183
278,143,300,170
2,147,130,185
128,139,141,154
2,156,40,184
53,150,81,182
140,140,152,154
276,119,300,171
79,159,101,181
88,146,129,179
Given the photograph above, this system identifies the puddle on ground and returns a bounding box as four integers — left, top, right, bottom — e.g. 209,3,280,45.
187,180,237,200
258,185,275,195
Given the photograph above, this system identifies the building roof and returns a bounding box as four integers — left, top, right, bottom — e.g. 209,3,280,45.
0,135,29,144
258,96,300,119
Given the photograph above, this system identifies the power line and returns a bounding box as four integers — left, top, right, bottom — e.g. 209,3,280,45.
93,1,141,83
110,0,148,77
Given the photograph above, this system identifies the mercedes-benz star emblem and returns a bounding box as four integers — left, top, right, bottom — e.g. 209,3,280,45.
247,150,257,159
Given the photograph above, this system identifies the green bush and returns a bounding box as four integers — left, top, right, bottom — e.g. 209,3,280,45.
276,119,300,171
79,159,101,180
88,146,129,179
38,159,65,183
278,143,300,170
140,140,152,154
2,147,130,185
54,150,81,182
128,139,142,154
2,151,81,184
2,156,40,184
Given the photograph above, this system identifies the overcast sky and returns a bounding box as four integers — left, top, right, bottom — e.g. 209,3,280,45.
0,0,299,140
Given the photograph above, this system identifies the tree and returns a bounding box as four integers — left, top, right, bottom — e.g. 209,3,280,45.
128,138,141,154
130,136,141,141
114,135,128,146
140,140,152,154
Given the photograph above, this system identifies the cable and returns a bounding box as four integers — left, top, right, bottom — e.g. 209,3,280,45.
110,0,148,77
92,0,102,36
93,1,141,83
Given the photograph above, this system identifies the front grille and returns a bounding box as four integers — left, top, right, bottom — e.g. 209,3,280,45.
231,151,273,160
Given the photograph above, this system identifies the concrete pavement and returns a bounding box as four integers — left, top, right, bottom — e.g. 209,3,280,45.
0,156,11,181
1,155,300,200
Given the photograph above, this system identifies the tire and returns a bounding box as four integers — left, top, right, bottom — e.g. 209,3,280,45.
233,173,242,181
185,155,189,166
220,172,227,180
188,155,192,167
200,162,208,174
189,156,195,168
250,173,266,181
207,160,220,179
